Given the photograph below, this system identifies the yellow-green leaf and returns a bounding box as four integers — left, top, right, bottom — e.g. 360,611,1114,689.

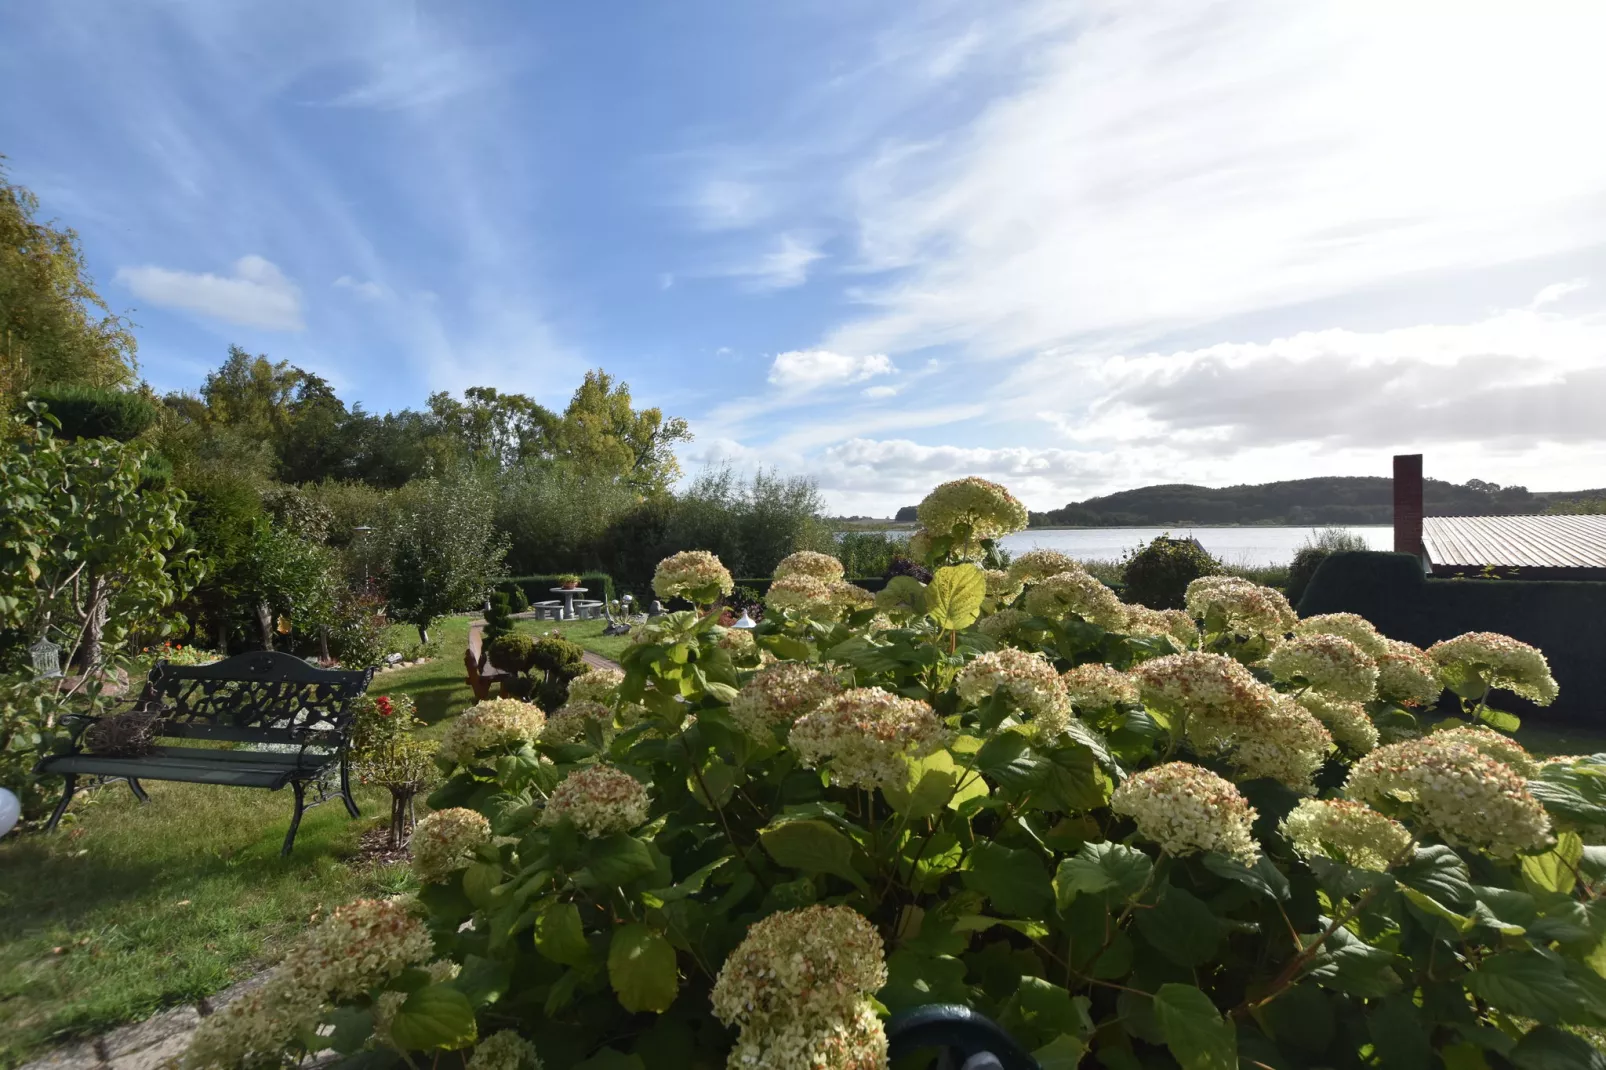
926,564,986,631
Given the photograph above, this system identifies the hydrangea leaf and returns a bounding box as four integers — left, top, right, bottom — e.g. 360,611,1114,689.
1134,885,1223,967
1509,1023,1606,1070
534,901,591,967
927,564,986,631
1054,842,1153,908
759,818,868,890
961,841,1054,919
1464,950,1606,1026
1202,852,1290,901
608,923,679,1013
388,984,478,1052
1153,983,1237,1070
1522,831,1584,896
579,834,656,887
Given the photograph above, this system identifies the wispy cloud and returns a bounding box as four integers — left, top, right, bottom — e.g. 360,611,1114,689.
737,233,825,291
768,349,894,389
334,275,388,301
118,255,304,330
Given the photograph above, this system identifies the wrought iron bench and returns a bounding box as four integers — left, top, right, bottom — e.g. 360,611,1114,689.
37,651,374,855
888,1005,1040,1070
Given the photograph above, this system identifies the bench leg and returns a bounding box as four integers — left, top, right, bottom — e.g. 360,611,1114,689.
44,774,78,832
339,755,360,819
127,778,150,804
282,780,306,857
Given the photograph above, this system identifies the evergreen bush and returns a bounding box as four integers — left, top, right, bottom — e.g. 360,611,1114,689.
1120,534,1221,608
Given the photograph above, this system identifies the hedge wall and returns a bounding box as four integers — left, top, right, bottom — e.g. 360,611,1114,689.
1299,551,1606,723
500,573,617,606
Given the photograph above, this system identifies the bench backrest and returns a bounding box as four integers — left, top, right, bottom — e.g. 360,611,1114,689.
139,651,375,747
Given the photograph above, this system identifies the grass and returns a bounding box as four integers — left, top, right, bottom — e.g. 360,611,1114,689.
0,609,630,1065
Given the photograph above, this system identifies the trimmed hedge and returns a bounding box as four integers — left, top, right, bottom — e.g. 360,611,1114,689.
500,572,617,606
1299,551,1606,723
730,576,891,597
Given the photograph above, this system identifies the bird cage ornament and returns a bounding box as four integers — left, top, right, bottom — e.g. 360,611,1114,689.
29,637,62,679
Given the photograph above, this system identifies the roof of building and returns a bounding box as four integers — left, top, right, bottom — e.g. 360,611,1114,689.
1423,515,1606,571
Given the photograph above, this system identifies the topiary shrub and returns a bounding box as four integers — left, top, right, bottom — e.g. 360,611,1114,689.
530,635,588,709
24,384,158,441
486,632,535,673
484,591,514,644
507,583,530,612
1120,534,1221,609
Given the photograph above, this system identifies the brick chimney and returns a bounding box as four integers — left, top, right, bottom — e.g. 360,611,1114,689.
1393,454,1423,556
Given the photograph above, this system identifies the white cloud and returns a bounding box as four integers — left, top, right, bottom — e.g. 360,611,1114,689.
1529,279,1588,308
118,254,304,330
334,275,387,300
862,384,900,399
739,233,825,291
693,178,770,230
828,4,1606,359
768,349,895,389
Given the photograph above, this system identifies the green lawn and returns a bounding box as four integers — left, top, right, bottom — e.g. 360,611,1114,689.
0,611,627,1066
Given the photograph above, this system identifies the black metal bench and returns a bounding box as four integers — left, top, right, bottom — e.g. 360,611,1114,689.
38,651,374,855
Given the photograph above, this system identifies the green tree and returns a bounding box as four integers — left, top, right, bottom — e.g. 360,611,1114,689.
0,163,137,399
382,473,508,643
237,520,338,653
557,370,691,492
428,386,557,471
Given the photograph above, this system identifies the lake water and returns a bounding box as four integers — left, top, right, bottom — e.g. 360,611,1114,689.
995,526,1393,567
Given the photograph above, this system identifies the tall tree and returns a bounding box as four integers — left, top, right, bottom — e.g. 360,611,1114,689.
0,163,137,398
557,370,691,492
427,386,557,471
382,472,508,643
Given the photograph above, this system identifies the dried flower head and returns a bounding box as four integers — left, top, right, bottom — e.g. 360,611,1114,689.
729,661,842,740
1296,692,1378,755
774,551,846,584
1280,798,1413,872
566,665,625,706
1294,613,1389,657
1346,735,1552,858
541,700,616,745
725,1001,888,1070
1430,724,1540,778
467,1031,544,1070
711,905,887,1030
543,764,650,838
791,688,950,791
1220,695,1333,792
976,607,1032,641
718,626,759,658
439,699,546,767
1006,548,1080,588
411,807,492,883
652,550,735,605
916,477,1029,554
1375,639,1444,706
1061,663,1140,711
1430,631,1559,706
1111,762,1260,865
983,568,1024,602
182,976,320,1069
1265,634,1379,702
828,581,876,614
1186,576,1296,637
765,573,835,615
956,647,1073,733
1123,604,1200,648
1022,570,1127,630
287,897,435,1000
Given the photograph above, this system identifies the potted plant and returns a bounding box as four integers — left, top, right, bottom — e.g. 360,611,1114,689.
556,573,582,589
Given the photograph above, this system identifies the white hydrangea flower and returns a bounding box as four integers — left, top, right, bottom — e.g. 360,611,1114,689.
1346,735,1552,858
1220,695,1333,792
543,764,651,838
791,688,950,791
1185,576,1297,638
652,550,735,605
1429,631,1559,706
1280,798,1413,872
182,976,321,1069
1375,639,1444,706
729,662,841,740
983,568,1024,602
1294,613,1389,658
565,665,625,706
956,647,1074,734
1297,692,1379,755
1061,663,1140,711
717,627,758,658
1022,570,1128,630
1430,725,1540,778
774,551,845,584
724,1000,888,1070
467,1031,544,1070
1123,604,1200,648
916,477,1029,556
711,905,887,1030
439,699,546,767
976,607,1032,641
1006,548,1080,588
765,573,835,615
1111,762,1259,865
1265,634,1379,702
541,699,616,745
284,896,435,1000
828,581,876,614
411,807,492,883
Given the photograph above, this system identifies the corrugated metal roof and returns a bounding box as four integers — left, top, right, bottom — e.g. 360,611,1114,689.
1423,515,1606,570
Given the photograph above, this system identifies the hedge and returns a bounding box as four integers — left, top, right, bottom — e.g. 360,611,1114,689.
730,576,891,597
1299,551,1606,723
499,572,617,606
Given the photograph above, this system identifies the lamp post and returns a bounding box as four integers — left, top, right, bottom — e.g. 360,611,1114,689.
354,526,374,590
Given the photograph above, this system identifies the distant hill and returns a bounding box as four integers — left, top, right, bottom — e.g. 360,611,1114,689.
1025,477,1606,528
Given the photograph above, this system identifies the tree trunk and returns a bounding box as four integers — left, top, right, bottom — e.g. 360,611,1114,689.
81,570,107,671
257,603,275,651
390,788,411,849
319,625,330,664
417,623,430,645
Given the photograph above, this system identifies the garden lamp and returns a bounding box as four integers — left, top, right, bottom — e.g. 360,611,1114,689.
29,637,62,679
732,609,757,629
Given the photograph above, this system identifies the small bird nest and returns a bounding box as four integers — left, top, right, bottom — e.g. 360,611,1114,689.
84,710,166,757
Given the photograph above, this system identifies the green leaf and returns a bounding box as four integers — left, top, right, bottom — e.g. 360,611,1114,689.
961,841,1054,919
1509,1024,1606,1070
760,818,867,889
571,1049,647,1070
927,564,986,630
579,834,656,887
1153,983,1236,1070
533,902,590,967
462,862,503,908
1134,886,1222,967
1054,841,1153,908
1369,996,1433,1070
386,984,478,1052
1465,950,1606,1026
1529,757,1606,828
884,750,985,820
1033,1034,1089,1070
1402,887,1476,935
452,955,511,1007
323,1006,375,1054
1397,845,1475,908
1478,707,1522,732
1523,831,1584,896
1202,852,1289,901
880,949,971,1014
608,923,679,1013
974,729,1044,794
1305,925,1401,997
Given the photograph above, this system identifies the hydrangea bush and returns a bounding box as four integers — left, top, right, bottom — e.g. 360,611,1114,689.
189,478,1605,1070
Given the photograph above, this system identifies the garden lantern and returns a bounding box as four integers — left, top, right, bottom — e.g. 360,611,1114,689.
29,637,62,679
731,609,757,630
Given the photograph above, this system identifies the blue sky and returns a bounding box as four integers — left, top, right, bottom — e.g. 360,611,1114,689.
5,2,1606,513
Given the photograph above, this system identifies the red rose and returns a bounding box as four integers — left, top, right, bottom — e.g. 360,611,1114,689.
375,696,394,717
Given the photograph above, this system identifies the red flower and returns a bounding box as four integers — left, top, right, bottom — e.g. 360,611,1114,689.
375,695,394,717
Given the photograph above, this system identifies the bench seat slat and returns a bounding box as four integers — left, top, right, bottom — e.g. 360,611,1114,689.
41,745,337,789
